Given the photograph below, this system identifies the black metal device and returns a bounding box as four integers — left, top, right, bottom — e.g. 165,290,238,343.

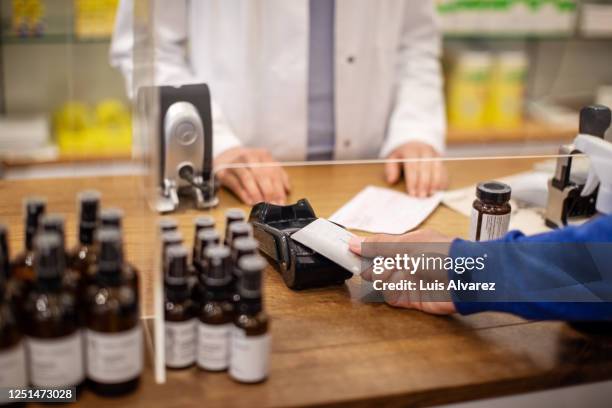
249,199,353,290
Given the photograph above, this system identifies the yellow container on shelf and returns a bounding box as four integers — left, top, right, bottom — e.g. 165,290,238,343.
485,51,528,129
54,100,132,156
447,51,493,130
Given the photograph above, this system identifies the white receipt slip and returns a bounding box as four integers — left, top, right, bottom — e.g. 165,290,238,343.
291,218,364,275
329,186,442,234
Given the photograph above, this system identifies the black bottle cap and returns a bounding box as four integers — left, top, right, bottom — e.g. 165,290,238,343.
24,197,46,249
34,233,64,281
203,245,231,286
101,208,123,230
158,218,178,233
476,181,512,205
194,216,215,231
237,254,266,299
196,229,220,261
78,190,101,226
225,208,245,224
162,231,184,248
579,105,611,138
77,190,100,244
228,222,253,244
165,245,189,286
0,224,9,280
97,228,123,274
233,237,258,255
41,214,66,248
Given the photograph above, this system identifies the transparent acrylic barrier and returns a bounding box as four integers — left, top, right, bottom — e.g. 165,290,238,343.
150,152,611,387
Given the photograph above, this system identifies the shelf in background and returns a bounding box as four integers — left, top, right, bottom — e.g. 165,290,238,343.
447,120,577,144
1,32,110,45
1,151,133,169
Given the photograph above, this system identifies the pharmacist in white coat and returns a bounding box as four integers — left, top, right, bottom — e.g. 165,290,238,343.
111,0,447,205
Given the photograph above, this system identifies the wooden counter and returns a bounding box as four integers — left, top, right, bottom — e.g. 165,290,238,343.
1,159,611,407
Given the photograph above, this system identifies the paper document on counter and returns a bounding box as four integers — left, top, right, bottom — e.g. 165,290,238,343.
291,218,364,275
329,186,442,234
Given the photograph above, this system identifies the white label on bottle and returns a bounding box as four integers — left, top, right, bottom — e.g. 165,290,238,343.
0,342,28,403
469,208,510,241
27,332,84,387
165,319,197,368
86,325,143,383
229,327,270,383
197,322,231,371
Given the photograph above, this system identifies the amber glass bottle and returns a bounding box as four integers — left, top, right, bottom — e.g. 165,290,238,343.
230,254,270,383
0,244,28,404
70,191,100,285
192,215,215,262
12,197,46,308
85,228,142,396
197,245,234,372
164,245,197,369
23,233,85,391
191,229,220,308
100,209,139,294
223,208,245,245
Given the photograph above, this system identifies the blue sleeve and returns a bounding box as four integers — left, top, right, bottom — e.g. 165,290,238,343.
449,214,612,320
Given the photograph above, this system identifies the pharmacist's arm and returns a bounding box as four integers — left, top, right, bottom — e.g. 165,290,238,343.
349,215,612,320
110,0,289,204
380,0,447,197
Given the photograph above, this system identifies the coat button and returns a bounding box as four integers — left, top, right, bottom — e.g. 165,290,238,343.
343,140,351,148
347,56,355,63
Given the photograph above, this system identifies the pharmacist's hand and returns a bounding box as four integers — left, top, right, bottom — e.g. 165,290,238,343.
385,142,448,198
349,229,456,315
215,147,291,206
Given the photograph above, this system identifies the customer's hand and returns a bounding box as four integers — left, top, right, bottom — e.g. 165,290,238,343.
349,229,457,315
384,142,448,198
215,147,291,205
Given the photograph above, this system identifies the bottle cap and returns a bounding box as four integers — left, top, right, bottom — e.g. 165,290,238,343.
225,208,245,223
233,237,258,255
24,197,46,248
165,245,189,286
97,227,123,273
41,214,66,247
228,222,253,243
196,229,220,260
237,254,266,299
203,245,231,286
101,208,123,229
77,190,101,226
579,105,611,138
34,233,64,281
194,216,215,230
0,224,9,280
476,181,511,205
161,231,184,248
158,218,178,233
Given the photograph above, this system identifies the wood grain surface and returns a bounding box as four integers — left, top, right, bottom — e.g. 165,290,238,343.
2,158,611,407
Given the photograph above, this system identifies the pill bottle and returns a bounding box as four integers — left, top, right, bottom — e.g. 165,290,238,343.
469,181,511,241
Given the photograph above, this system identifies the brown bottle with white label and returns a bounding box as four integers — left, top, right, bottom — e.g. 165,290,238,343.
164,245,197,369
23,233,85,392
0,240,28,405
230,254,270,383
85,228,142,396
197,245,234,372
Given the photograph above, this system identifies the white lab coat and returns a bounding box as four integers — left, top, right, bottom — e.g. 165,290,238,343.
111,0,446,160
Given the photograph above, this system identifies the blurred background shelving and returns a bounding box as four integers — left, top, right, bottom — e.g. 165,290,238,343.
0,0,611,172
